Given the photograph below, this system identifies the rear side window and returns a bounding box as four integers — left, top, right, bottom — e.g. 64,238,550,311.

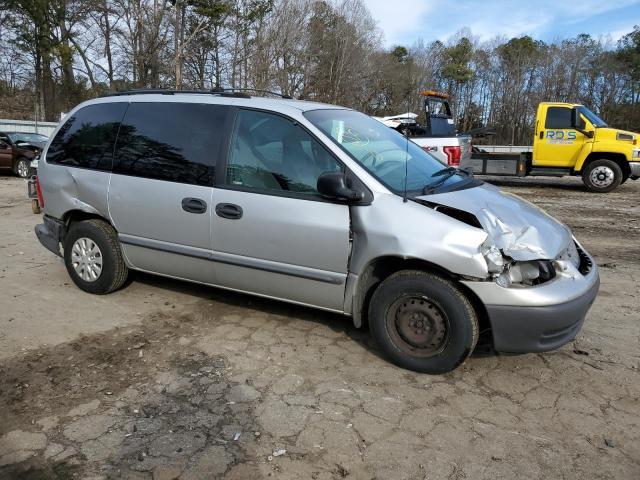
545,107,572,129
113,102,227,186
46,103,127,170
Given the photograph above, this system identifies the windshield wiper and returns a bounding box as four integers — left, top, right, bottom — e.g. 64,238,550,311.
422,167,474,194
431,166,457,178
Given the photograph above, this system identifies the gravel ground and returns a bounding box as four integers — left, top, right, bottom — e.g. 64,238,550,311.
0,175,639,480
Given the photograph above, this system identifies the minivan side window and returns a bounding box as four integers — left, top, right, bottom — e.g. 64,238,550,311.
46,103,127,170
113,102,227,186
545,107,572,129
225,109,342,195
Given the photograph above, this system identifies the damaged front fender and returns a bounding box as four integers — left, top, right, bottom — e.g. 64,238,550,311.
349,193,490,280
417,183,573,261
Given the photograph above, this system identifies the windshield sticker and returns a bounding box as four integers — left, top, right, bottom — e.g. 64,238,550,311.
546,130,576,144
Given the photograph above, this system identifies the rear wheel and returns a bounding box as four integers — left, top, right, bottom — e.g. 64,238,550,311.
582,159,622,193
369,270,478,374
63,219,129,294
14,157,30,178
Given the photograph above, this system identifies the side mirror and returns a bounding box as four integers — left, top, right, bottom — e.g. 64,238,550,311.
571,108,586,130
317,172,364,202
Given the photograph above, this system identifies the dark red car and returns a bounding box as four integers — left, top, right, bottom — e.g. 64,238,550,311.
0,131,47,178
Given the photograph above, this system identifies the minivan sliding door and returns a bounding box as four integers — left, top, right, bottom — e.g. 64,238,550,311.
108,101,229,284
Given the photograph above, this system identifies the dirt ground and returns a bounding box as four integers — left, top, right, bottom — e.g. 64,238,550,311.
0,175,638,480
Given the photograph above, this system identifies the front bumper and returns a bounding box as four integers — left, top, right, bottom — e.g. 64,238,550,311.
35,215,65,257
629,161,640,179
483,277,599,352
462,243,599,353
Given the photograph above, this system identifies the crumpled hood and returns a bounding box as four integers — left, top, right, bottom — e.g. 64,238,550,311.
416,183,573,261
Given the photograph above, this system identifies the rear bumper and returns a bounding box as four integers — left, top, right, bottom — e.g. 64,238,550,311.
35,215,65,257
485,276,599,353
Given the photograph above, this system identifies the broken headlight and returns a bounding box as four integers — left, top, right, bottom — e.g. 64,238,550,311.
482,240,555,287
495,260,555,287
556,241,580,269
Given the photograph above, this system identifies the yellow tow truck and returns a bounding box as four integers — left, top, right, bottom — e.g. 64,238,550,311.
467,102,640,192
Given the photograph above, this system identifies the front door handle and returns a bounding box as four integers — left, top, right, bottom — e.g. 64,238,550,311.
182,197,207,214
215,203,243,219
539,131,544,140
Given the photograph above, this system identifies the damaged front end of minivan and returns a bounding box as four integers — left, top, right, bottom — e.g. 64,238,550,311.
415,183,600,353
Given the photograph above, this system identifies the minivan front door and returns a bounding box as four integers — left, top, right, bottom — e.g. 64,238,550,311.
108,101,229,284
210,108,350,311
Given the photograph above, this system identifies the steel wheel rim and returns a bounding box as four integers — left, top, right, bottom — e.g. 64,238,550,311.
71,237,103,282
17,161,28,178
385,294,450,358
590,166,615,187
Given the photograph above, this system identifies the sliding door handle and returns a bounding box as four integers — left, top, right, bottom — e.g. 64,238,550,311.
182,197,207,214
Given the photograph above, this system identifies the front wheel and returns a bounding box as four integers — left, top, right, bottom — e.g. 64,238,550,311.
63,219,129,294
369,271,478,374
14,158,30,178
582,159,622,193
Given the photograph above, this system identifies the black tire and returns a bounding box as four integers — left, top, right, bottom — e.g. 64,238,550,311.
582,159,622,193
369,270,478,374
13,157,30,178
63,219,129,294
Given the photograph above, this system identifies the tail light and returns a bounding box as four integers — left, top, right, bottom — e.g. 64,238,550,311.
36,176,44,208
443,146,461,166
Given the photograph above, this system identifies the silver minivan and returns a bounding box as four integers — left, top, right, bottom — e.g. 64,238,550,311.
34,91,599,373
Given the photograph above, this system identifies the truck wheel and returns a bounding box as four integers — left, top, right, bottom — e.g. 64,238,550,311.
63,219,129,294
582,159,622,193
14,157,30,178
368,270,478,374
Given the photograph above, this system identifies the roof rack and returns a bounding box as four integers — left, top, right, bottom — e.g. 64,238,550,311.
217,87,293,99
100,87,294,100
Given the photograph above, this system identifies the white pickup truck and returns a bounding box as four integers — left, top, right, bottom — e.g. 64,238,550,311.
373,91,472,168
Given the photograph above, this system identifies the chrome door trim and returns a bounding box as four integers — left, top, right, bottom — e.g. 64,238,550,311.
118,233,345,285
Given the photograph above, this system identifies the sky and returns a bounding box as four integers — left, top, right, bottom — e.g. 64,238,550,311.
362,0,640,47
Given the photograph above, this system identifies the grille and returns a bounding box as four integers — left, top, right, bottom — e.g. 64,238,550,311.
576,244,593,275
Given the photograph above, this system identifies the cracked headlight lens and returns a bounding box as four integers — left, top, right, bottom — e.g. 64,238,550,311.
556,241,580,269
496,260,556,287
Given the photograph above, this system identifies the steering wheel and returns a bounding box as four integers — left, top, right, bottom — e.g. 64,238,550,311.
375,160,406,176
361,147,406,171
360,150,379,168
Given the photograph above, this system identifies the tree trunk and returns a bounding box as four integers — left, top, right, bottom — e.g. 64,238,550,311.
103,0,114,87
174,1,182,89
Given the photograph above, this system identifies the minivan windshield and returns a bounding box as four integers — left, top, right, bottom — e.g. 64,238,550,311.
304,109,471,195
577,106,607,128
